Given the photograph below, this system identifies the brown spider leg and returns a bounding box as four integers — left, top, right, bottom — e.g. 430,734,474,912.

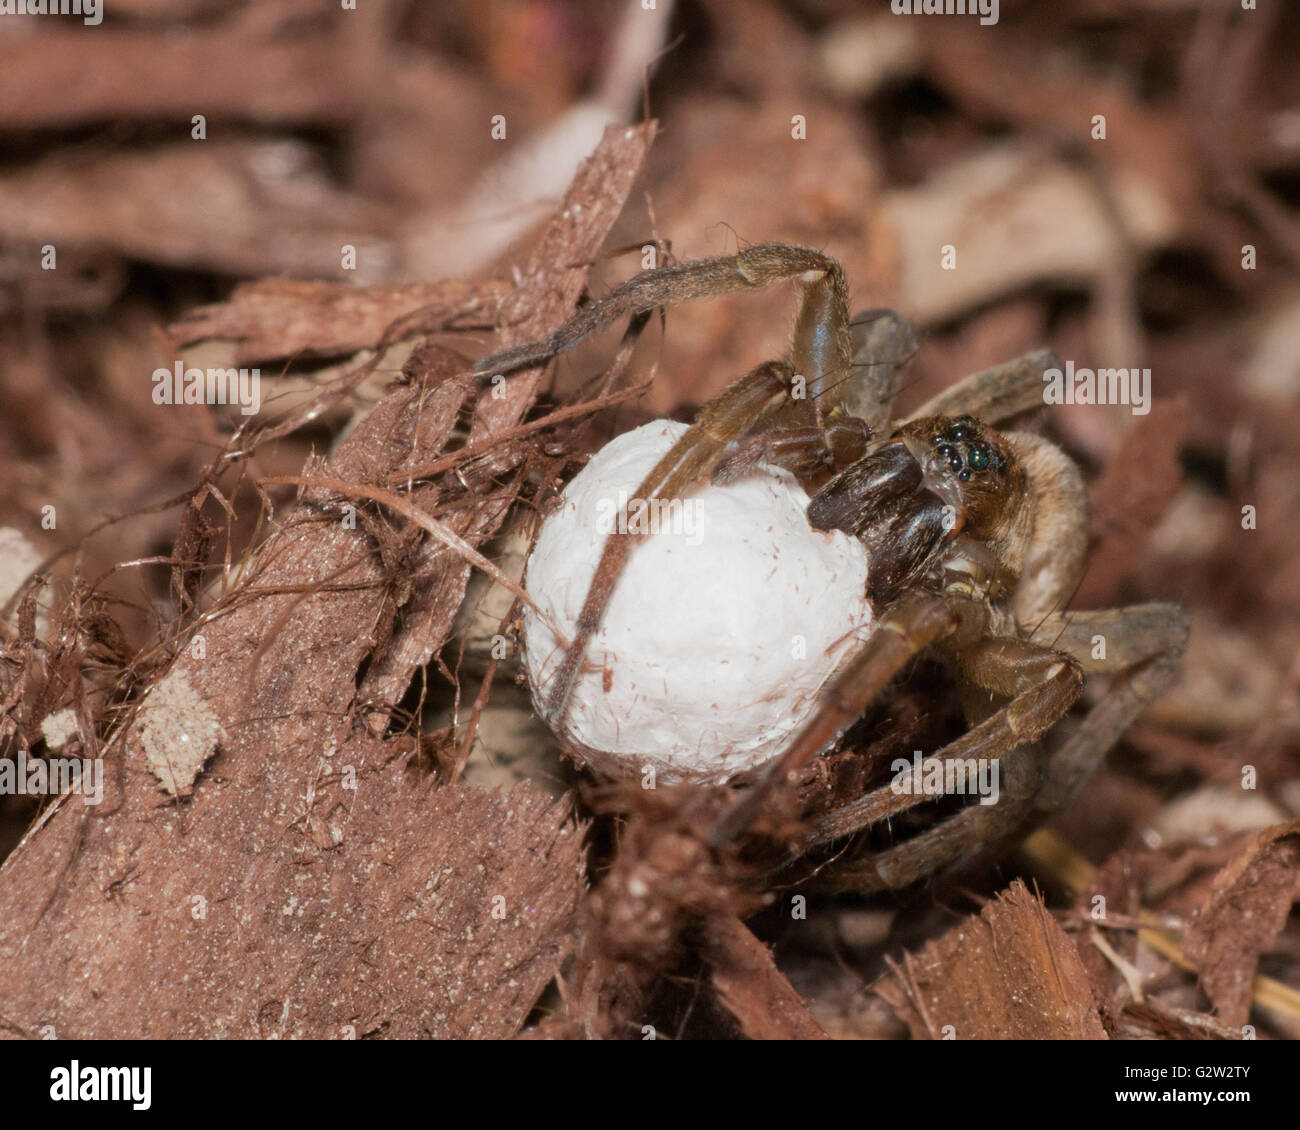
1025,603,1188,817
806,634,1085,890
474,243,854,411
708,592,989,849
902,348,1062,427
539,360,801,723
832,604,1188,890
514,246,863,724
788,253,854,426
710,419,872,488
805,633,1086,848
809,744,1047,893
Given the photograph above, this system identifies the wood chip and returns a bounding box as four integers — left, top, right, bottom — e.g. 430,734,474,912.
1184,820,1300,1028
705,914,828,1040
170,278,511,366
875,879,1107,1040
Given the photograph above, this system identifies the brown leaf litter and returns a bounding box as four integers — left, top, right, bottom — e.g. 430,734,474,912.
876,879,1108,1040
2,3,1298,1040
0,124,655,1039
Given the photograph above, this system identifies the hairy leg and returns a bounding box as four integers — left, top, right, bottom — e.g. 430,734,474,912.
710,419,872,488
904,348,1062,427
812,742,1044,893
497,246,870,724
1025,603,1188,817
805,634,1082,855
820,605,1185,891
475,243,855,414
832,635,1083,889
709,592,989,848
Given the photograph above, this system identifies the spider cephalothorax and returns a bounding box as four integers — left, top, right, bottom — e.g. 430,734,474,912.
807,413,1029,606
476,242,1187,894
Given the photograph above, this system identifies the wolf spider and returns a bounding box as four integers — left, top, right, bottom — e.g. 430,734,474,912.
476,243,1187,892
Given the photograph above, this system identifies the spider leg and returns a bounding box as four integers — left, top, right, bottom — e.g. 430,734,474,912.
903,348,1062,426
475,242,855,415
512,246,865,724
808,633,1084,889
815,605,1185,891
708,592,989,848
710,419,872,487
1025,603,1188,817
810,743,1046,893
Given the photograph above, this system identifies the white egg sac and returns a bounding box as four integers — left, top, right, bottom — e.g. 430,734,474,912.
522,419,873,783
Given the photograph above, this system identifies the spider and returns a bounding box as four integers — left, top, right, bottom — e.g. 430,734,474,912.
475,243,1188,893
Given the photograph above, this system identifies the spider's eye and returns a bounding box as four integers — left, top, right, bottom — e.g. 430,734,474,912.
967,446,990,471
946,416,977,442
957,468,972,481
